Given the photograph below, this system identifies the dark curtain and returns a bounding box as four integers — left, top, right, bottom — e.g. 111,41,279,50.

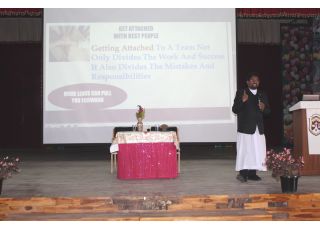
237,44,283,148
237,8,320,18
0,43,42,148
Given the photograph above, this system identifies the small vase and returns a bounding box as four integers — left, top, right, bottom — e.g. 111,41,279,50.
280,175,299,193
137,117,143,132
0,179,3,195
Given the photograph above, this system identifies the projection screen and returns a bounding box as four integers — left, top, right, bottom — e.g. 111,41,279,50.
43,8,237,143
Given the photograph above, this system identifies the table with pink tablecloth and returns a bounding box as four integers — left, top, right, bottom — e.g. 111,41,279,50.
112,131,179,179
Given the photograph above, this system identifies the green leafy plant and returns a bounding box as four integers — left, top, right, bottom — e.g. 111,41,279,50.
136,105,145,119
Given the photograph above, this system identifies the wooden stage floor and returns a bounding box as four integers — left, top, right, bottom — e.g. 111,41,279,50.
2,155,320,197
2,145,320,221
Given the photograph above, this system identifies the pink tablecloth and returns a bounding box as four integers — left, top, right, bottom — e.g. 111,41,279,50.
117,142,178,179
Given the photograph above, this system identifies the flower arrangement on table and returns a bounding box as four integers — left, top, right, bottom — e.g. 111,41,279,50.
136,105,145,120
265,148,304,180
0,156,20,180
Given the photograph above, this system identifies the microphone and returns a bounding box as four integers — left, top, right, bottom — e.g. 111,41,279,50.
258,92,263,111
258,92,262,103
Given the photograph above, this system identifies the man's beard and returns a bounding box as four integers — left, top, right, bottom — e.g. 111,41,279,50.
249,84,258,89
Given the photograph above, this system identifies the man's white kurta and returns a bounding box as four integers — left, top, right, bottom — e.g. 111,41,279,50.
235,126,267,171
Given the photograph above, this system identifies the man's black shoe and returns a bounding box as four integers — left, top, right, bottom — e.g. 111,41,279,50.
236,174,247,182
247,175,262,181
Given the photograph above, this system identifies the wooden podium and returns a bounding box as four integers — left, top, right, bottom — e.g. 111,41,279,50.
289,101,320,175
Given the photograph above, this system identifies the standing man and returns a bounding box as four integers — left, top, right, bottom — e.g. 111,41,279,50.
232,72,271,182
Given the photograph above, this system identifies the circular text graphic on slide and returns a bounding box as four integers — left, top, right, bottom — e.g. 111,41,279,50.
48,83,127,110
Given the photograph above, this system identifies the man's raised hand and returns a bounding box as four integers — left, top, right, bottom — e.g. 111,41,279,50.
242,89,248,102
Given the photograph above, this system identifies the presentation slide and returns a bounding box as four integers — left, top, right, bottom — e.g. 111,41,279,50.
43,8,237,143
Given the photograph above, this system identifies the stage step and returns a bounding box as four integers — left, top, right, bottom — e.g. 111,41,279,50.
1,193,320,220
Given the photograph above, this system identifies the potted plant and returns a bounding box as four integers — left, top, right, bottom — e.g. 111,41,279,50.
136,105,145,132
265,148,304,193
0,156,20,195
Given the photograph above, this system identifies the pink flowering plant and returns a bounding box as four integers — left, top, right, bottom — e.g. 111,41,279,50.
0,156,20,180
266,148,304,180
136,105,145,119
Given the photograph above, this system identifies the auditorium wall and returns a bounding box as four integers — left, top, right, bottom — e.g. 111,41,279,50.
0,15,293,148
